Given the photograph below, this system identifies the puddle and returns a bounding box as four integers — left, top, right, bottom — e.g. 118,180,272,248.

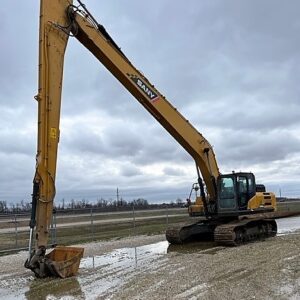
0,241,169,300
76,240,220,298
77,241,168,298
276,216,300,235
80,240,168,270
74,241,168,299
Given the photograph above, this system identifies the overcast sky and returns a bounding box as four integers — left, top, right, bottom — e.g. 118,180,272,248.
0,0,300,205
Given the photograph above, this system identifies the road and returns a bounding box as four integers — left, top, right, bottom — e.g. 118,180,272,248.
0,208,185,223
0,212,185,234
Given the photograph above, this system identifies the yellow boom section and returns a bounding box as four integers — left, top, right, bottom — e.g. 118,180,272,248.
35,0,72,249
26,0,84,279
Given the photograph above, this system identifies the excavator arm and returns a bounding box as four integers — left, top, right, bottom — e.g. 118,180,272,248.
33,0,71,251
25,0,83,278
26,0,220,277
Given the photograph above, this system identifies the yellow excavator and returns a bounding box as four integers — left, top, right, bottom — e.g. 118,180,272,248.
25,0,277,278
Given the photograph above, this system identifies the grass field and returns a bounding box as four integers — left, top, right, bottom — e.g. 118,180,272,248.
0,202,299,253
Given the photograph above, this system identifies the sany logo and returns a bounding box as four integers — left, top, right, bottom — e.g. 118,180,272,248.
136,79,157,100
128,74,159,102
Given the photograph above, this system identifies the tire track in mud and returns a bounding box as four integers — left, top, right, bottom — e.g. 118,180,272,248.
111,244,225,300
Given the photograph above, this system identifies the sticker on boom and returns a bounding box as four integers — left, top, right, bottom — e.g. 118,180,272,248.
128,74,159,103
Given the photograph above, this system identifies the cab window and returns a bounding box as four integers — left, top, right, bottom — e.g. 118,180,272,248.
219,177,236,209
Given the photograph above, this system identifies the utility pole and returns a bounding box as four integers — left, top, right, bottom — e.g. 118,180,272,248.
117,188,119,206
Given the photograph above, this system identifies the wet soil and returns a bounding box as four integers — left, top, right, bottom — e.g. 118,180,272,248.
0,217,299,299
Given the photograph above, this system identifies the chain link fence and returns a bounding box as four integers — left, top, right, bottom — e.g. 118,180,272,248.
1,201,299,254
0,207,187,254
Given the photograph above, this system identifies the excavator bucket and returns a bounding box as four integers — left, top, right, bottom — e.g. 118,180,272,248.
45,246,84,278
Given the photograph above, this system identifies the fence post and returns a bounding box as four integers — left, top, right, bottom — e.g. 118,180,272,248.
132,204,136,236
50,209,57,246
91,207,94,241
54,210,57,245
14,214,18,248
166,206,169,227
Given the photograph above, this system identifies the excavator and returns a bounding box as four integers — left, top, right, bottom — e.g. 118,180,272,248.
25,0,277,278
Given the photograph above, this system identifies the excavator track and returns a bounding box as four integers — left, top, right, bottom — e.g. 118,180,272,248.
166,217,277,246
166,219,216,244
214,218,277,246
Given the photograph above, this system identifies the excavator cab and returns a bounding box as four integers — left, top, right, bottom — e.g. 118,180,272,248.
217,172,275,216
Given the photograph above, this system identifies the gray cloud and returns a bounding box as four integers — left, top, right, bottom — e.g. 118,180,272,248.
119,164,142,177
215,129,300,167
163,167,186,177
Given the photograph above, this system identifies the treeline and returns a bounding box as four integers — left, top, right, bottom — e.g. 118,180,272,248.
64,197,149,210
0,200,32,214
0,197,185,214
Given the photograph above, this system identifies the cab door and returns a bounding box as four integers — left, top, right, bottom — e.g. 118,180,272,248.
236,173,256,210
237,175,248,210
218,175,237,212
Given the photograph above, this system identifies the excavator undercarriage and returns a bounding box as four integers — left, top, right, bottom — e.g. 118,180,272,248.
166,216,277,246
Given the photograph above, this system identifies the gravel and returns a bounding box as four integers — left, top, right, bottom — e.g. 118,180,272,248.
0,230,299,299
108,232,300,300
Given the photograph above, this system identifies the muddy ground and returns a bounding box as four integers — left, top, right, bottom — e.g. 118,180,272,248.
0,216,299,300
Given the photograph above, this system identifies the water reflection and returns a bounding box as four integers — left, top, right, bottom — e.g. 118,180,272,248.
76,241,168,298
276,216,300,235
80,241,168,270
25,277,84,300
167,241,220,254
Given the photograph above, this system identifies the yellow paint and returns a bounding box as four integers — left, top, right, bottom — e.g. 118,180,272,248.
188,196,204,216
248,192,277,211
50,127,57,139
